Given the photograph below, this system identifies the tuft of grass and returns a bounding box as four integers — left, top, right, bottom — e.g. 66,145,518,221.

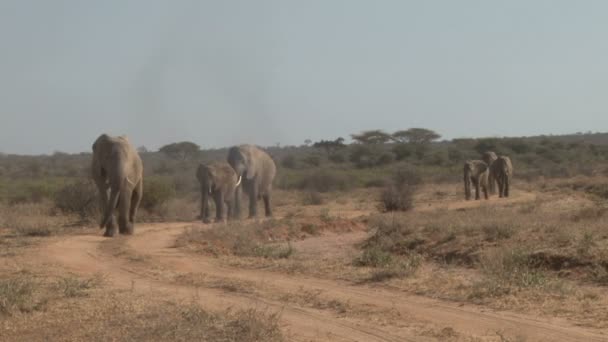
56,275,103,298
0,274,41,315
252,243,295,259
302,191,324,205
483,224,515,242
301,223,320,235
470,248,548,300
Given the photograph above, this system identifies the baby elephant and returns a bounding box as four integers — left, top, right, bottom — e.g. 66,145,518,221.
196,162,242,223
464,160,489,201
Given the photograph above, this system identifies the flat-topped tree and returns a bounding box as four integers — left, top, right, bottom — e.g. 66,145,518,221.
351,130,392,144
159,141,200,161
392,128,441,145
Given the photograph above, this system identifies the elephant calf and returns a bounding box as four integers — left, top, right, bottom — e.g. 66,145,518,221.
196,162,241,223
91,134,143,237
464,160,489,201
490,156,513,198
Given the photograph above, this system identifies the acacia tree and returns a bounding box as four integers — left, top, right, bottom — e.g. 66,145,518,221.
392,128,441,144
313,137,346,156
391,128,441,160
159,141,201,161
351,130,392,144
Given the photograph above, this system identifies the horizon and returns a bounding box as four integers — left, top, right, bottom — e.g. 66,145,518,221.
2,1,608,154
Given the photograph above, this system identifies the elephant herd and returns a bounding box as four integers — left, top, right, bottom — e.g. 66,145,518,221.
91,134,276,237
463,151,514,201
90,134,514,237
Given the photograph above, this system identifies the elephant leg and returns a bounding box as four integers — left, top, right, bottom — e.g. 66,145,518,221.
201,188,212,224
232,186,241,220
474,180,481,200
263,192,272,217
214,193,224,222
504,176,510,197
129,180,142,225
118,190,133,235
497,177,504,198
482,184,489,200
226,200,234,221
248,183,258,218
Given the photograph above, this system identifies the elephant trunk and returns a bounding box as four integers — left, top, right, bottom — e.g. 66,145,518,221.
101,183,121,229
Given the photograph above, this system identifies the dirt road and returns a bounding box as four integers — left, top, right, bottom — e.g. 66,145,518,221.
27,190,606,341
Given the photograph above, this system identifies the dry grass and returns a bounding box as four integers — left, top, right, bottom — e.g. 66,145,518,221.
0,269,285,341
0,202,75,237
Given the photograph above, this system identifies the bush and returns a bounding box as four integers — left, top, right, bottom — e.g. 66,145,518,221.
54,180,99,220
302,191,324,205
379,184,416,212
142,177,175,211
302,155,321,167
392,144,413,160
297,170,351,193
328,153,346,164
281,155,298,169
379,168,421,212
376,152,396,166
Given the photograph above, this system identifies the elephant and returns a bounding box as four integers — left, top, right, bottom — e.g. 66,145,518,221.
196,162,241,223
464,160,489,201
482,151,498,194
227,145,276,218
490,156,513,198
91,134,143,237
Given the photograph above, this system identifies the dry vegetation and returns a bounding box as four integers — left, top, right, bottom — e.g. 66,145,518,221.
3,133,608,340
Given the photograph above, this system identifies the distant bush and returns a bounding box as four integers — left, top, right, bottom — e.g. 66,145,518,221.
297,170,351,193
54,181,99,220
281,155,298,169
302,191,324,205
328,153,346,164
302,155,321,167
376,152,396,166
379,168,421,212
142,177,175,211
392,144,413,161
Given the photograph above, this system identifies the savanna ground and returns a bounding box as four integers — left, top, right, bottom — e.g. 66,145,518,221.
3,133,608,341
3,178,608,341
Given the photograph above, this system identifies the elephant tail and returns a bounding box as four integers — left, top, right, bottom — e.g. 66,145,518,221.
100,184,121,229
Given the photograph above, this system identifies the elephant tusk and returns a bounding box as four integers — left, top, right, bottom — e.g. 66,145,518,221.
235,175,242,187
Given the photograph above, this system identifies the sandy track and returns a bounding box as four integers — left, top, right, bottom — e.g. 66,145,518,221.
31,189,606,341
35,221,605,342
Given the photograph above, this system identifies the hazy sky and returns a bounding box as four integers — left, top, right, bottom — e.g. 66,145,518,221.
1,1,608,154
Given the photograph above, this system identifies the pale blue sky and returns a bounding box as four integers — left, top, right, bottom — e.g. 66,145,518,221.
1,1,608,154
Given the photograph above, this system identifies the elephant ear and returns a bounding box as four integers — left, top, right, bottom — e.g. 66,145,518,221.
196,164,208,182
477,162,488,173
242,148,257,180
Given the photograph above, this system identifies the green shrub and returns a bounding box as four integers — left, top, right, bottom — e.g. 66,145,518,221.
297,170,351,193
328,153,346,163
302,191,324,205
392,144,413,160
142,177,175,211
302,155,321,167
281,155,298,169
54,180,99,220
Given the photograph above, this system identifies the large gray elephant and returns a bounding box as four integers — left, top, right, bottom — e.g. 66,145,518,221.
227,145,276,218
91,134,143,237
464,160,489,201
490,156,513,198
196,162,241,223
482,151,498,194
